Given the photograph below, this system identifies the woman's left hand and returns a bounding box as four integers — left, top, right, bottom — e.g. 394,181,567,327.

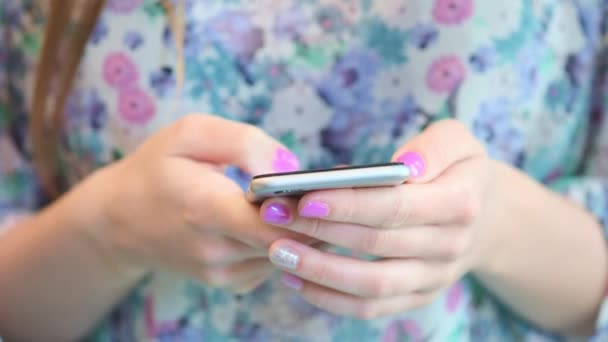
260,120,499,319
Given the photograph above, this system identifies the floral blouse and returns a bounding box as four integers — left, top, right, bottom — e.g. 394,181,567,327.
2,0,608,341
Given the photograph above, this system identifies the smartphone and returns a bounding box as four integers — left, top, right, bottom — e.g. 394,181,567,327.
246,162,410,203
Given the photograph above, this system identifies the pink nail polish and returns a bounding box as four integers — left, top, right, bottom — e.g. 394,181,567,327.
281,272,303,290
300,201,330,218
273,148,300,173
263,203,291,224
396,151,426,178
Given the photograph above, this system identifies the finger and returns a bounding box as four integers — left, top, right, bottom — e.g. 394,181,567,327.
264,203,468,260
391,119,485,183
181,170,318,249
291,181,478,228
209,189,319,249
197,258,274,288
167,114,300,174
193,233,267,267
268,240,449,298
281,274,437,319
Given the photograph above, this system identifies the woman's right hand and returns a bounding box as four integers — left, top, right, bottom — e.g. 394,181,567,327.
86,114,307,293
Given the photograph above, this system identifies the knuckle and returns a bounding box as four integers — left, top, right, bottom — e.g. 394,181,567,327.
434,119,467,136
440,119,485,154
174,114,204,137
235,125,265,159
196,244,226,265
240,125,266,147
199,268,229,287
449,185,480,225
431,119,486,156
443,237,467,260
182,188,213,229
472,140,487,156
460,195,481,225
312,262,334,286
353,301,379,320
339,189,357,223
359,230,385,255
381,191,410,229
182,203,204,230
365,277,392,298
303,218,324,238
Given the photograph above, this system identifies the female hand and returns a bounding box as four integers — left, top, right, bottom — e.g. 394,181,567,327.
88,114,312,293
260,120,497,318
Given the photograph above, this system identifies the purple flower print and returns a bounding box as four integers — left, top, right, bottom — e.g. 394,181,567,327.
514,43,542,101
321,109,373,163
106,0,143,14
471,318,495,340
317,49,380,112
473,99,525,166
90,19,108,45
566,52,593,87
446,281,464,313
108,301,138,341
380,95,421,138
469,45,499,72
156,318,204,342
204,11,264,62
224,166,252,192
232,312,271,341
382,319,424,342
5,48,26,76
0,44,7,65
2,2,21,27
578,5,602,42
64,90,107,131
149,66,176,97
90,94,108,130
163,21,205,57
3,113,29,166
408,24,439,50
123,31,144,50
274,6,310,40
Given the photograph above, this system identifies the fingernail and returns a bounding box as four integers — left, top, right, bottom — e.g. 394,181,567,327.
300,201,330,218
273,148,300,172
270,246,299,270
396,151,426,178
281,272,303,290
263,203,291,224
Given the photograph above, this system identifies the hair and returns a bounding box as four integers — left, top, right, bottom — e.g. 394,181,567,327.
30,0,183,197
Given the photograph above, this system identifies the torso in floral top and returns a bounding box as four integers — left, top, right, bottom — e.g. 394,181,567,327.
1,0,608,341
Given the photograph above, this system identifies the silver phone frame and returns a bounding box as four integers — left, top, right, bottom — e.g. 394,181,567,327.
246,163,410,203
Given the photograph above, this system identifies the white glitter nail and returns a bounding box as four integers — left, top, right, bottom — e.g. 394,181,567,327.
270,247,299,270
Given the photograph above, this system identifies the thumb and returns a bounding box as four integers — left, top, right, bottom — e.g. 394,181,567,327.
167,114,300,175
391,119,485,183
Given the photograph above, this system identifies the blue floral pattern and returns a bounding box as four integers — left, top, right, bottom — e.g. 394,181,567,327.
2,0,608,341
